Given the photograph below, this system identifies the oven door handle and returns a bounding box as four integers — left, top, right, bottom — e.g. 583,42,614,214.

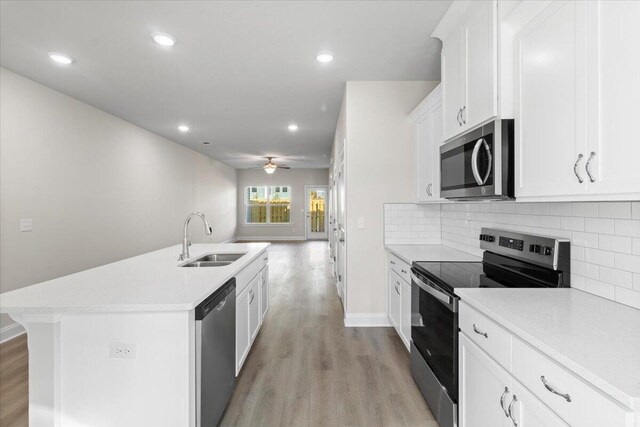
411,273,456,310
471,138,492,185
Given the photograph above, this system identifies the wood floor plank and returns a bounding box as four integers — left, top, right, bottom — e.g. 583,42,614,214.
0,242,437,427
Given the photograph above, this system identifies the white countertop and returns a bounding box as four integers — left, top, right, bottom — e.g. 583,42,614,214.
385,244,481,264
0,242,269,314
456,288,640,410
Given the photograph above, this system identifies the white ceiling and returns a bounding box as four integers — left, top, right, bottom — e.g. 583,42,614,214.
0,0,450,169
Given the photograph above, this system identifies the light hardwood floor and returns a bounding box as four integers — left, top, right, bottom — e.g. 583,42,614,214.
0,241,437,427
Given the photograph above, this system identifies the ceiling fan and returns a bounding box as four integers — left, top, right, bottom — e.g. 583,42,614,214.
250,157,291,174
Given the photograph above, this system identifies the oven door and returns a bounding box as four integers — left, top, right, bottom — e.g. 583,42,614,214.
410,271,458,399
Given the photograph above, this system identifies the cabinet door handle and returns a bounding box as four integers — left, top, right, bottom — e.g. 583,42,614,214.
249,290,254,304
540,376,571,402
573,154,585,183
499,387,510,418
472,324,488,338
396,281,401,295
507,395,518,426
585,151,596,182
461,106,466,124
456,109,462,126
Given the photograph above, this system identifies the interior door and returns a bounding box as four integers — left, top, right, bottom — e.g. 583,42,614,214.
514,0,588,199
305,186,328,240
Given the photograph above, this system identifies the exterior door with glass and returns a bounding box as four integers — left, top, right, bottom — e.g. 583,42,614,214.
305,186,328,240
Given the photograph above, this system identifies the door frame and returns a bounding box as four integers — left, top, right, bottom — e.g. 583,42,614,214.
304,185,329,240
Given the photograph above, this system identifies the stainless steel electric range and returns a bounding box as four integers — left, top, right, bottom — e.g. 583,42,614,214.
409,228,570,427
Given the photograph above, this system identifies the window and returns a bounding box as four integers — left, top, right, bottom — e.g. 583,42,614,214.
245,186,291,224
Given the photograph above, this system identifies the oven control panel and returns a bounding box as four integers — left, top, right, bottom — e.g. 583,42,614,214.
499,236,524,251
479,227,570,271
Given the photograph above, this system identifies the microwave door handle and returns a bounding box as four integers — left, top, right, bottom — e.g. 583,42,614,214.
481,138,493,184
471,139,484,185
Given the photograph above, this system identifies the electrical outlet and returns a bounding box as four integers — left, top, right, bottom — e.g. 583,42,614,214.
20,219,33,232
110,343,136,359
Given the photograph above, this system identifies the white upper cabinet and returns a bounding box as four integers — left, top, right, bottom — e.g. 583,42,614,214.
585,1,640,198
514,1,588,199
412,84,446,203
514,0,640,201
463,0,498,130
442,28,465,140
436,1,498,141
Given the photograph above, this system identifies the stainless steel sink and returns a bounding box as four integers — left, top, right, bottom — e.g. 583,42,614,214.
180,252,246,268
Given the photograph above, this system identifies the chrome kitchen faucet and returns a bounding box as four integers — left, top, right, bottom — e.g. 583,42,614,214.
179,212,213,261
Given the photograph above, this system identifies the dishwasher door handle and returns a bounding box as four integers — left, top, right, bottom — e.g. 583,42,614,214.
216,297,227,311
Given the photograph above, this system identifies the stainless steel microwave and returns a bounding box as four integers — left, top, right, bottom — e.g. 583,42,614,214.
440,119,514,200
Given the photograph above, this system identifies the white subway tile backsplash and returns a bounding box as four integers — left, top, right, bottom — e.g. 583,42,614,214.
598,234,633,253
614,253,640,274
584,278,616,300
571,202,599,217
599,266,633,289
614,219,640,238
385,201,640,309
599,202,632,219
584,218,614,235
614,287,640,310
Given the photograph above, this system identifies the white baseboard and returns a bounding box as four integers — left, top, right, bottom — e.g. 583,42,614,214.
344,313,392,327
0,322,25,344
236,236,306,241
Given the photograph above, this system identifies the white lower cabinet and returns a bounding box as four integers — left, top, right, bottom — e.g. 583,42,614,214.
260,265,269,319
387,252,411,351
388,269,402,333
235,285,250,375
248,275,260,342
400,280,411,349
459,333,514,427
459,302,635,427
235,252,269,376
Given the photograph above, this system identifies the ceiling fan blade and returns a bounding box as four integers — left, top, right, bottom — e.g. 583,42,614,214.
278,166,291,169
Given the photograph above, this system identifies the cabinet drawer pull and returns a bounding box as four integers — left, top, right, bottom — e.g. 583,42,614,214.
540,376,571,402
585,151,596,182
472,324,488,338
573,154,585,183
507,395,518,426
401,269,408,274
390,260,396,265
499,387,510,418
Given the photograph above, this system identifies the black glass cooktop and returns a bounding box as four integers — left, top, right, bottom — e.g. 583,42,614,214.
412,252,564,293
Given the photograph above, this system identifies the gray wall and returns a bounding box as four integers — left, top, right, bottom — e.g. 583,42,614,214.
0,69,238,329
236,168,329,240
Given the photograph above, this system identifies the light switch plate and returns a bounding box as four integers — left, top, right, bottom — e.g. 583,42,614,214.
20,219,33,232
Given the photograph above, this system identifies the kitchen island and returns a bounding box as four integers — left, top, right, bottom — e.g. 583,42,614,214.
0,242,270,427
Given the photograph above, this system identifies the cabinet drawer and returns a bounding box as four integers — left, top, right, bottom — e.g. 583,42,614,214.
236,255,263,295
388,252,411,284
459,302,512,369
512,337,634,427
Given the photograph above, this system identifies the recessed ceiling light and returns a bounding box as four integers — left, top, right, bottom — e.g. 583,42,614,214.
178,124,189,132
288,124,298,131
316,51,334,63
48,52,74,65
152,32,176,47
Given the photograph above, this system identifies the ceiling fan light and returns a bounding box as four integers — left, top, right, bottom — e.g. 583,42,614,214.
264,164,277,174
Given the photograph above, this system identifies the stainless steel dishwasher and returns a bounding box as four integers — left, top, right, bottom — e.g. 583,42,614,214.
195,278,236,427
